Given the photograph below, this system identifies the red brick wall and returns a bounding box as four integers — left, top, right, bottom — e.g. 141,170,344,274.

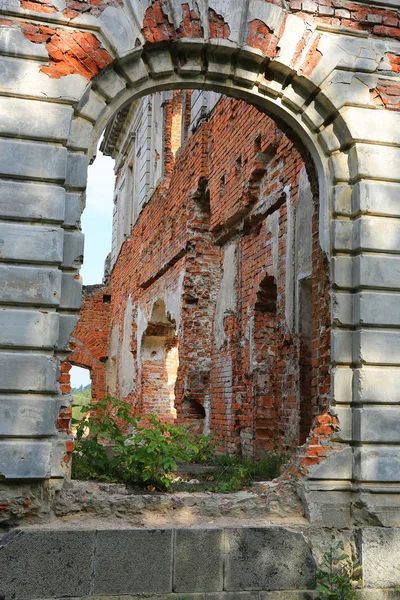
71,94,331,457
63,285,112,404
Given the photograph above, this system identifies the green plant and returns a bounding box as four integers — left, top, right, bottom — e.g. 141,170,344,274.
205,454,285,493
72,397,208,489
315,541,357,600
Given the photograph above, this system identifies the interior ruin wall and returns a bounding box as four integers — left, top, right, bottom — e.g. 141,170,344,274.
66,93,331,461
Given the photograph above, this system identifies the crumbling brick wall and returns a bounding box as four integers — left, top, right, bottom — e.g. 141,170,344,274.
62,285,112,404
71,93,330,457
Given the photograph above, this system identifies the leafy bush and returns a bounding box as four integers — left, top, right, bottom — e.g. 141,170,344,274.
72,396,209,489
316,541,357,600
72,396,285,492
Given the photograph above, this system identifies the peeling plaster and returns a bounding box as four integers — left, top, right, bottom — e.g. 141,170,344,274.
119,296,135,398
214,243,237,350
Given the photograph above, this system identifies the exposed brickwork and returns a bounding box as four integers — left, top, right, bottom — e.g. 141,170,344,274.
20,0,123,18
20,0,57,14
21,22,113,79
63,0,123,20
177,3,203,38
64,285,112,406
208,8,230,39
142,0,176,43
247,19,280,56
371,79,400,110
73,94,331,459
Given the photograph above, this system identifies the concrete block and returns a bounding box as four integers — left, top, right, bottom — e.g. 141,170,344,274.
332,330,353,364
0,223,63,264
65,153,89,189
354,407,400,443
0,57,89,104
333,220,352,251
93,530,173,595
0,396,57,437
332,367,353,404
332,256,353,289
0,96,73,142
356,330,400,365
301,490,352,528
62,231,85,268
0,25,48,59
355,447,400,482
0,309,59,349
174,529,223,592
333,185,352,216
328,108,400,150
224,528,315,591
146,49,175,77
0,352,57,393
67,117,94,151
64,192,82,228
176,39,204,76
362,528,400,587
349,144,400,182
0,180,65,223
95,69,126,100
354,367,400,404
119,52,149,85
353,181,400,218
206,40,237,80
355,493,400,528
60,273,82,310
307,447,353,480
234,49,265,88
354,216,400,253
329,153,349,183
357,292,400,326
0,138,67,181
78,90,107,122
355,255,400,290
0,265,61,307
58,314,79,349
0,530,95,598
0,440,51,479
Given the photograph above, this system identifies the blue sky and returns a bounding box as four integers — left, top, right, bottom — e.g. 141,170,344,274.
70,146,115,389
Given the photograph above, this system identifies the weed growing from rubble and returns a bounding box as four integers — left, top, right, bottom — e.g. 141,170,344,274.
72,396,209,489
71,396,285,492
315,541,357,600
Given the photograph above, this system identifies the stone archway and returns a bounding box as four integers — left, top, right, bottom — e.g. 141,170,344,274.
1,0,400,521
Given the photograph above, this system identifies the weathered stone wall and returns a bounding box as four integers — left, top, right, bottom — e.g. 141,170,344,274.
2,522,400,599
0,0,400,520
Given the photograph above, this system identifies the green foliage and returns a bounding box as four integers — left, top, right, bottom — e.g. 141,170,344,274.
316,541,357,600
72,396,285,492
207,454,284,493
72,396,210,489
71,384,91,421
